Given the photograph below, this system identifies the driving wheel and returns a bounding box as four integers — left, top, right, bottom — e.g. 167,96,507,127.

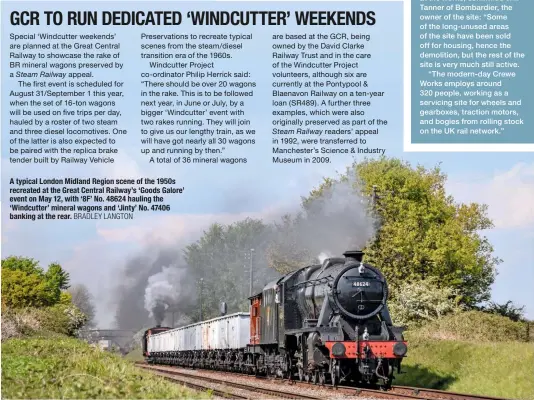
331,361,340,388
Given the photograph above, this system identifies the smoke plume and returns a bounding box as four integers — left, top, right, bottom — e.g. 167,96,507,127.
144,266,186,325
305,170,376,252
267,168,377,272
114,248,184,329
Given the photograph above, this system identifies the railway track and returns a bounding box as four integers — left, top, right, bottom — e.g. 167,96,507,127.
136,363,322,399
389,386,511,400
328,383,511,400
136,362,511,400
275,378,510,400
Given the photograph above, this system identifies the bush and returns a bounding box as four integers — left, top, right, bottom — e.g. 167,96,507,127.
389,278,461,328
38,304,87,336
1,304,87,340
478,300,526,322
410,310,528,342
1,308,43,340
1,269,57,308
59,291,73,305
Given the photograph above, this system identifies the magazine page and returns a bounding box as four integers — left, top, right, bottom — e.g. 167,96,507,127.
1,0,532,399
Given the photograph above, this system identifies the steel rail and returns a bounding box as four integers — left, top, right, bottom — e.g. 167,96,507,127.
137,363,321,399
390,385,514,400
135,361,512,400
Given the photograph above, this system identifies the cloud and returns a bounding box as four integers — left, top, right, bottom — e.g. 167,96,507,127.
447,162,534,230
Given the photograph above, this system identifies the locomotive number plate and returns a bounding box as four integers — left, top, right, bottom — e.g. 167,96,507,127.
353,281,370,287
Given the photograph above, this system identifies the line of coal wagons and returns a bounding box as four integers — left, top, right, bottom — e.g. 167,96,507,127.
146,312,250,355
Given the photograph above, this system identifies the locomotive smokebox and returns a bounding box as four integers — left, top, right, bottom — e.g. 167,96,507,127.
343,250,364,263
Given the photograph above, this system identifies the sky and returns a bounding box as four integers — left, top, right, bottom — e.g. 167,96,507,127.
1,1,533,326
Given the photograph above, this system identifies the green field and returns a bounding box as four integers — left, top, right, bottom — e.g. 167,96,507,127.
124,347,144,362
1,336,208,399
395,338,534,400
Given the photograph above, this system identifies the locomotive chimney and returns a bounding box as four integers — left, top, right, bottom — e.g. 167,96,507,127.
343,250,364,263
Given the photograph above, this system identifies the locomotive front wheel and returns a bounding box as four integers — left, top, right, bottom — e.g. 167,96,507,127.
331,364,340,388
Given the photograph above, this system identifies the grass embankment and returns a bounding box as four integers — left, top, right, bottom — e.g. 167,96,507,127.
124,347,144,362
396,312,534,400
1,336,209,399
395,338,534,400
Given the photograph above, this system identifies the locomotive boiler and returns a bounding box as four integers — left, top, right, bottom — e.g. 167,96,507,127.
144,250,407,389
249,250,406,388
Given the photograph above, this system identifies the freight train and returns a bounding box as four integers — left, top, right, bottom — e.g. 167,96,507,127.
142,250,407,389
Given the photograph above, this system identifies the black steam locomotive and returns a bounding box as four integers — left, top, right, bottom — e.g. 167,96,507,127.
143,250,407,389
249,250,406,388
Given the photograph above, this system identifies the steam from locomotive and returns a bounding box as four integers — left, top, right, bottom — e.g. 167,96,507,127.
144,267,178,324
144,266,192,326
318,252,331,263
289,171,377,255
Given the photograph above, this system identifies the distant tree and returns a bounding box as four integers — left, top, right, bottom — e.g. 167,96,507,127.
278,157,501,307
40,263,70,304
1,268,57,308
183,218,279,321
45,262,70,290
68,284,96,327
266,214,313,274
479,300,526,322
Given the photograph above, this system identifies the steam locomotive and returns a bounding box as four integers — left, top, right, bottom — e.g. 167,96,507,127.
143,250,407,389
